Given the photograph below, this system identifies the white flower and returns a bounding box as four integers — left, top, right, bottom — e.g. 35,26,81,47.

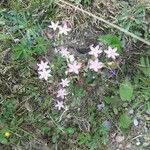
59,47,70,58
89,44,102,57
48,21,60,31
37,60,50,71
38,69,51,81
55,101,64,110
88,59,104,72
60,78,70,87
57,88,67,99
104,46,119,59
68,60,81,74
58,23,71,35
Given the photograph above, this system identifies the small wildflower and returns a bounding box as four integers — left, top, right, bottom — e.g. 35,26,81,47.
4,131,11,138
59,47,70,58
57,88,67,99
89,44,102,57
104,46,119,59
37,60,50,71
55,101,65,110
38,69,51,81
68,60,81,74
58,23,71,35
48,21,60,31
60,78,70,87
89,59,104,72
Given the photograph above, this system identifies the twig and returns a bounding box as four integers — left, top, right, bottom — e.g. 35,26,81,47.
56,0,150,46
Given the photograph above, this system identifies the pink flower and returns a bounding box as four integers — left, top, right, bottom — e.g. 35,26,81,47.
104,46,119,59
55,101,64,110
58,23,71,35
57,88,67,99
68,61,81,74
60,78,70,87
59,47,70,58
89,44,102,57
38,69,51,80
37,60,50,71
89,59,104,72
48,21,60,31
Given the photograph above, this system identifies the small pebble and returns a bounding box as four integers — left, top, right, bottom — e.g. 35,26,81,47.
144,126,148,132
14,38,20,43
116,135,125,143
119,144,122,148
97,103,105,110
129,109,134,115
136,141,141,145
133,118,139,127
123,103,128,107
143,142,149,147
126,143,131,148
145,115,150,121
102,120,111,130
146,110,150,115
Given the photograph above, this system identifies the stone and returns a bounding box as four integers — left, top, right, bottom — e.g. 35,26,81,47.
133,118,139,126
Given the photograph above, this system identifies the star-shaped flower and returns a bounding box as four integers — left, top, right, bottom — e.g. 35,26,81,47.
89,59,104,72
38,69,51,80
58,23,71,35
57,88,67,99
48,21,60,31
37,60,50,71
89,44,103,57
60,78,70,87
68,61,81,74
59,47,70,58
104,46,119,59
55,101,64,110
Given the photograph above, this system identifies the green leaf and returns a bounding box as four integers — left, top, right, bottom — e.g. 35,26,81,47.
119,80,133,101
0,135,8,144
139,56,150,77
66,127,75,135
33,37,50,55
12,40,32,60
0,34,12,41
78,133,91,145
97,34,123,53
119,113,132,129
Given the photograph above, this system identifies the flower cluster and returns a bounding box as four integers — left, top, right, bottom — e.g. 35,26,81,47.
55,78,70,110
48,21,71,36
88,44,119,72
37,60,51,81
37,20,120,111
